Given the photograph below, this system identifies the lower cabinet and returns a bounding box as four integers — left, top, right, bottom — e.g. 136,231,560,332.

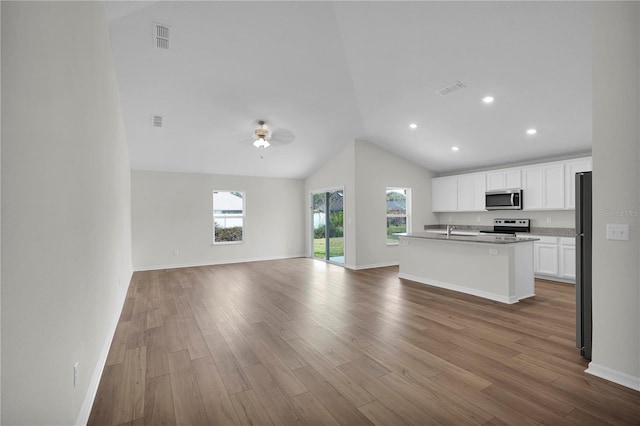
534,236,559,276
559,237,576,280
523,235,576,283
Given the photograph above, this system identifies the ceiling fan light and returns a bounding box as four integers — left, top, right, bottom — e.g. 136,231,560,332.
253,137,270,148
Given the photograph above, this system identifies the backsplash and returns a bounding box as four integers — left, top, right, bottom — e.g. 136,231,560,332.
434,209,575,229
424,223,575,237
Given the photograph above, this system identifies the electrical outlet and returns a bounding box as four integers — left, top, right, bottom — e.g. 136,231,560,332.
489,249,498,255
73,362,79,387
606,224,629,241
476,216,481,222
173,249,180,256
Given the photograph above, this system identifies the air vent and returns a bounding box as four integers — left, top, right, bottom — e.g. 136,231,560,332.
436,81,467,96
153,23,170,50
151,115,164,128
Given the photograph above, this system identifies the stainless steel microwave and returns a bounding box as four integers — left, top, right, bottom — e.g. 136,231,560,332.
485,189,523,210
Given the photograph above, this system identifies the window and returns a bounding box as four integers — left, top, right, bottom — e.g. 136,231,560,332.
213,191,244,244
386,188,410,245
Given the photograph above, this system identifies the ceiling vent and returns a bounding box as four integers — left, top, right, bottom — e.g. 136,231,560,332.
151,115,164,128
436,81,467,96
153,23,170,50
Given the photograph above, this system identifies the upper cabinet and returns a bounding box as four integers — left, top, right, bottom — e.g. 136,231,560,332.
486,168,521,191
457,173,486,212
564,157,593,209
521,161,565,210
432,176,458,212
431,156,592,212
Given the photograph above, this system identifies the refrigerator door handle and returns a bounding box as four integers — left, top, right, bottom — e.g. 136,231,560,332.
576,234,583,349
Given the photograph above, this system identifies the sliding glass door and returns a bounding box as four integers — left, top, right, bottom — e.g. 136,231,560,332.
312,189,344,264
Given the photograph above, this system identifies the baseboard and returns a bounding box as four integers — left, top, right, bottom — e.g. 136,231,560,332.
535,274,576,284
133,254,306,272
351,262,399,270
75,269,132,426
398,273,517,304
585,362,640,392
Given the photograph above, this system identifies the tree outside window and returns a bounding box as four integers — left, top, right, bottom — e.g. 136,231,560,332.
386,188,410,245
213,191,244,244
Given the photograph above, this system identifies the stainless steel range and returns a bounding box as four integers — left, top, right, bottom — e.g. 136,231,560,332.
479,218,530,236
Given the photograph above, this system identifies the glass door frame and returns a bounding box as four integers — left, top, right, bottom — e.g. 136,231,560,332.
310,187,345,266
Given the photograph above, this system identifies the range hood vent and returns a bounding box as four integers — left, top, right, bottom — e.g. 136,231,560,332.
151,115,164,128
436,81,466,96
153,23,170,50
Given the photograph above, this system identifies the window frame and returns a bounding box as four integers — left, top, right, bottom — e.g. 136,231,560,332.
386,187,411,246
213,190,245,245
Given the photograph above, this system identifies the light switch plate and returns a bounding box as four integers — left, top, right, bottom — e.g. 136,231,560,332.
606,224,629,241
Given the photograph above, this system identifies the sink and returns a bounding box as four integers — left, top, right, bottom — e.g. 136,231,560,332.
426,230,479,236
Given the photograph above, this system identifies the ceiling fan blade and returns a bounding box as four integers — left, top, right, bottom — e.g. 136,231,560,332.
269,128,296,146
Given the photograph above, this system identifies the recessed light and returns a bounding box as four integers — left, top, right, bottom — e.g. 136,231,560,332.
526,128,537,135
482,96,494,104
451,146,460,151
409,123,418,129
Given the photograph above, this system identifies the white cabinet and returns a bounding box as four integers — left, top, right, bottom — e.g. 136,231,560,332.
430,156,591,213
534,236,559,276
564,157,592,209
457,173,486,212
559,237,576,280
432,176,458,212
525,234,575,283
486,168,521,191
521,162,565,210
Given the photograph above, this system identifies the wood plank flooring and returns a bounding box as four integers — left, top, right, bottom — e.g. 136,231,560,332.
88,258,640,425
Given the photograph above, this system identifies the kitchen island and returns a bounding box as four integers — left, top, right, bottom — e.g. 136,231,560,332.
397,232,538,304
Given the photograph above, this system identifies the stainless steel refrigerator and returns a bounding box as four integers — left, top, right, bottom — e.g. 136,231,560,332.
576,171,592,359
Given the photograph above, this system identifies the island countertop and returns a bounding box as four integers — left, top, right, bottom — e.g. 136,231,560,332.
397,231,539,244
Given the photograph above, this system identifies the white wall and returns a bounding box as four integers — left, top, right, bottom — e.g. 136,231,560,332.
304,140,436,269
1,2,133,424
589,2,640,390
304,141,356,266
132,170,305,270
353,140,436,268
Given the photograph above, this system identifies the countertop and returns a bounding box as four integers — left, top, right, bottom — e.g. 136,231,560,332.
398,231,539,245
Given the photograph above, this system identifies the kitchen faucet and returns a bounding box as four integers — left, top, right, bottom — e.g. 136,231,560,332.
446,224,456,236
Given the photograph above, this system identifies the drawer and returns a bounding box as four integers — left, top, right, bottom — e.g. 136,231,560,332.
534,235,559,244
560,237,576,246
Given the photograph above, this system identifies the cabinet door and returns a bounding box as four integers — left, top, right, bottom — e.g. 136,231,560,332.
565,157,592,209
457,173,486,211
523,163,565,210
486,169,521,191
504,169,522,189
534,236,559,276
432,176,458,212
522,166,543,209
486,171,505,191
559,238,576,280
542,163,565,209
535,244,559,276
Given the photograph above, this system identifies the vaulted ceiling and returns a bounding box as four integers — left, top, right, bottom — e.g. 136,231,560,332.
105,1,592,179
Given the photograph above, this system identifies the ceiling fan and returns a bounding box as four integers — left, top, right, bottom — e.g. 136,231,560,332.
251,120,295,149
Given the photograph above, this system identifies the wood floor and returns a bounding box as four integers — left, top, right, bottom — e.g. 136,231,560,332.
89,258,640,425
